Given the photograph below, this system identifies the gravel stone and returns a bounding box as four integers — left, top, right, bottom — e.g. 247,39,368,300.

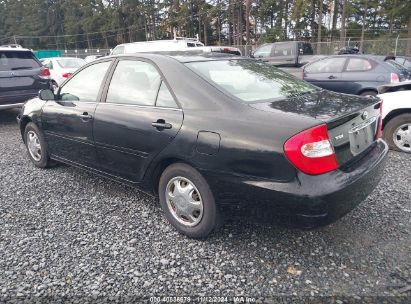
0,109,410,302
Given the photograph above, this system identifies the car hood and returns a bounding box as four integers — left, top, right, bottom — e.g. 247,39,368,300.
249,90,379,123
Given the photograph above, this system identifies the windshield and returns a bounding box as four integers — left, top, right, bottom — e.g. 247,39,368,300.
56,58,85,69
186,59,317,102
0,51,40,71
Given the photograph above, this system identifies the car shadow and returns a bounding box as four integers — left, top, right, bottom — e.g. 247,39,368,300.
0,109,20,125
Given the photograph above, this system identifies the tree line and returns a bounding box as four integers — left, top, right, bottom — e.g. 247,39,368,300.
0,0,410,52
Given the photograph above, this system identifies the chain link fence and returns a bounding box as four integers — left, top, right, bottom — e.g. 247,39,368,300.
232,38,411,56
36,38,410,58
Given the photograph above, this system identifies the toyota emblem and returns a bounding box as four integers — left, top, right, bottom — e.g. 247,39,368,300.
361,111,369,120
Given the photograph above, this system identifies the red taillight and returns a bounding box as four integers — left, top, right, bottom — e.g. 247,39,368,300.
62,73,72,78
377,100,383,139
284,124,338,175
390,72,399,83
39,67,50,78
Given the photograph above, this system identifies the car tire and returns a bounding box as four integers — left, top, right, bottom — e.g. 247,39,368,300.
51,80,58,93
383,113,411,153
360,90,377,97
24,122,52,168
158,163,220,238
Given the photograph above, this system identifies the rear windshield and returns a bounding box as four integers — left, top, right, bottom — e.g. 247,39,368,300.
186,59,317,103
0,51,40,71
56,58,85,69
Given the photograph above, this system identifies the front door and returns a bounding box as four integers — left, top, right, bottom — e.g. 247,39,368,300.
93,59,183,182
41,60,112,169
303,57,346,93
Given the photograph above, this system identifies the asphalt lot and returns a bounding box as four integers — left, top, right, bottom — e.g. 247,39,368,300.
0,108,410,302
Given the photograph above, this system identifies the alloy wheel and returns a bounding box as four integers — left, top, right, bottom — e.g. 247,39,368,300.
393,123,411,153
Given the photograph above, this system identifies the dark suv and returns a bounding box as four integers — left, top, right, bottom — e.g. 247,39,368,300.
0,47,51,110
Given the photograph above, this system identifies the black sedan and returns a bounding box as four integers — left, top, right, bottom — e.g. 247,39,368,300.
18,53,388,238
303,54,410,96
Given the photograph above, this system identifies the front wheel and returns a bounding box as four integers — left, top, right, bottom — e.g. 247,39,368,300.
383,113,411,153
24,122,52,168
158,163,219,238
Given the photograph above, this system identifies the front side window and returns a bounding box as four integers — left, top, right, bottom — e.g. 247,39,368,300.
305,57,346,73
106,60,162,106
345,58,373,71
187,59,317,103
254,44,272,58
59,61,111,102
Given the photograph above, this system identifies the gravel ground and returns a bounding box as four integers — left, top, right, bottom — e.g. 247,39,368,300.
0,108,410,303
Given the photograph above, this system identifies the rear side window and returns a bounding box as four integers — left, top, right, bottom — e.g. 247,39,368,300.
0,51,40,71
111,46,125,55
345,58,373,71
273,45,294,57
305,57,346,73
106,60,162,106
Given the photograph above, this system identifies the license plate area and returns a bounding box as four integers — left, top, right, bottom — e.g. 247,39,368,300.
348,116,377,156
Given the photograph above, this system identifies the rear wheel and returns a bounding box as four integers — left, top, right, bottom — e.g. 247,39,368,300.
360,90,377,97
158,163,219,238
24,122,52,168
383,113,411,153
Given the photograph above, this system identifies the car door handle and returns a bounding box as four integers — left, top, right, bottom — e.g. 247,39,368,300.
328,75,337,79
79,112,92,121
152,119,172,130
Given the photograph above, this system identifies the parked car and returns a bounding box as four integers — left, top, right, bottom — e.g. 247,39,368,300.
111,37,205,55
40,57,86,88
0,47,51,110
394,56,411,73
252,41,318,66
378,89,411,153
303,55,411,96
17,53,388,238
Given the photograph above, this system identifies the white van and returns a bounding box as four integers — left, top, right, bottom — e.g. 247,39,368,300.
111,37,205,55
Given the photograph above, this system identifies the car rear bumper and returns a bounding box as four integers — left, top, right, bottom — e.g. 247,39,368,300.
202,139,388,227
0,102,25,110
0,89,40,109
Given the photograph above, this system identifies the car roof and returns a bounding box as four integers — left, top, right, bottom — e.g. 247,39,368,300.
0,47,33,52
106,51,244,63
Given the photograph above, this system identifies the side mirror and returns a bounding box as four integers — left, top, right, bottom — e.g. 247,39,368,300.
38,89,55,101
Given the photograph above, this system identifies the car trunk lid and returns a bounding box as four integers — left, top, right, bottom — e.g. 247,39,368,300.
250,90,382,166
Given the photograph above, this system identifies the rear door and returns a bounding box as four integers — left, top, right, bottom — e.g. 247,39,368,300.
93,58,183,182
0,50,48,105
303,57,346,92
41,59,113,169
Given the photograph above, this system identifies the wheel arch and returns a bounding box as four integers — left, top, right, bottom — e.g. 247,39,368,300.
383,108,411,129
19,116,33,142
148,157,197,196
358,88,378,96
